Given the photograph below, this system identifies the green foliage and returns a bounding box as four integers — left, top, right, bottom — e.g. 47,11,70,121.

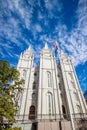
2,127,21,130
0,60,24,129
1,125,21,130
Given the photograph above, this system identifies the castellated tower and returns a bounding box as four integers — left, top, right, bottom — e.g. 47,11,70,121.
37,43,62,119
58,51,87,130
59,51,87,116
16,46,39,129
15,44,87,130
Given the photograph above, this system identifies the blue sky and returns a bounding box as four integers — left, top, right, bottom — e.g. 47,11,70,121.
0,0,87,92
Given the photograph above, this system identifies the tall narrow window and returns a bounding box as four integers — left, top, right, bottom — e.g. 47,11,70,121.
47,92,53,115
62,105,66,118
32,82,36,90
59,83,61,90
32,93,36,100
48,95,51,114
47,71,51,87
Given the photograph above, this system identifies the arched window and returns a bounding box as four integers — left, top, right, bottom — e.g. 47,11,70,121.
47,71,51,87
29,105,35,119
47,92,53,115
62,105,66,118
32,93,36,99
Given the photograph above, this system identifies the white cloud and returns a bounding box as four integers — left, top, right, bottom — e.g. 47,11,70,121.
0,0,35,57
52,0,87,66
58,27,87,66
76,2,87,37
44,0,62,12
69,0,87,65
7,0,33,29
0,0,87,68
38,11,44,20
0,42,14,58
35,24,42,32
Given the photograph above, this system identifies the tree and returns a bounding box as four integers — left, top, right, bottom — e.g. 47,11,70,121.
0,60,24,130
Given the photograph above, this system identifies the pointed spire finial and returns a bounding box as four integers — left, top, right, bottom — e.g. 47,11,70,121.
44,42,48,49
28,45,31,51
60,50,68,59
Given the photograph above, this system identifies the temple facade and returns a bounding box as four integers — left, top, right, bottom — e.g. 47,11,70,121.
15,43,87,130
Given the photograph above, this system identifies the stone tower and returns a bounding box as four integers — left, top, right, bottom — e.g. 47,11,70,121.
58,50,87,130
16,46,39,129
37,43,62,120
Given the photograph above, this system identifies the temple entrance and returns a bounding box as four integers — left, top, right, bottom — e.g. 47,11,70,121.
29,105,35,120
31,123,37,130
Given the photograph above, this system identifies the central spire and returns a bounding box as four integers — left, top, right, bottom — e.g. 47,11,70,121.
44,42,48,49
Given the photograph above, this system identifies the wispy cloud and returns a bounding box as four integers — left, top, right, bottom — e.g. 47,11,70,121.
44,0,62,17
77,68,87,92
0,0,87,68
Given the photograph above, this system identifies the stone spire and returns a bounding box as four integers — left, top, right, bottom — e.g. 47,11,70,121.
59,50,68,59
27,45,31,51
60,50,64,56
44,42,48,49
